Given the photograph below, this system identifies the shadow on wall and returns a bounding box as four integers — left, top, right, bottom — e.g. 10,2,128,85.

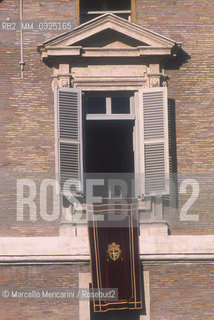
162,98,179,216
164,48,191,70
162,47,191,213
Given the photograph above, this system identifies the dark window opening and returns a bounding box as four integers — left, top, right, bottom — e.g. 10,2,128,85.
112,97,130,114
87,97,106,114
81,0,130,11
85,120,134,174
80,0,131,23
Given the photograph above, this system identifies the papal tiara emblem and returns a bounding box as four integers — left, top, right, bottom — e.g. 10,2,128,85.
107,242,123,262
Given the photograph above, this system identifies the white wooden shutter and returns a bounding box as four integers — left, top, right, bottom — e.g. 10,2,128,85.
56,88,83,195
136,87,169,197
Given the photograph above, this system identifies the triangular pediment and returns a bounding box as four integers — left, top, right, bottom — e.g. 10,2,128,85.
38,14,181,59
71,29,149,48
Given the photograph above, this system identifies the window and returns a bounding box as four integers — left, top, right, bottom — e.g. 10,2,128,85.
85,91,134,120
77,0,135,24
56,87,169,198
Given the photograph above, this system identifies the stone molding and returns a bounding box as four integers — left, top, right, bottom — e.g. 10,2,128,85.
38,14,180,61
1,234,214,263
52,76,71,91
39,13,180,91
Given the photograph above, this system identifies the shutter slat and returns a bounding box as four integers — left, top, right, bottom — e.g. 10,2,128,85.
143,90,164,140
145,143,165,193
137,88,169,196
59,90,79,141
57,88,83,194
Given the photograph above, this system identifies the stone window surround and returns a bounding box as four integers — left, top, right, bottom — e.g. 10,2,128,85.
38,13,182,233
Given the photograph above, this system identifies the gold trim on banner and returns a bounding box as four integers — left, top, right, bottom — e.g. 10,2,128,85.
92,208,101,311
131,206,137,308
129,214,134,299
95,218,103,311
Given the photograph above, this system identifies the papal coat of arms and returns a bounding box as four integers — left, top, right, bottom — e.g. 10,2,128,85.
107,242,123,262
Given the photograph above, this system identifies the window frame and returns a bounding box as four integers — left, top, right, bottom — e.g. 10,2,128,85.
76,0,136,25
84,91,135,120
55,87,169,199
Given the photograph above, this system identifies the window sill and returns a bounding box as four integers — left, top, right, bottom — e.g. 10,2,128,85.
86,114,135,120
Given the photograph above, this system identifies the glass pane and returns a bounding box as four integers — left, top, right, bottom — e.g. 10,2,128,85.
111,97,130,114
80,0,130,11
87,97,106,114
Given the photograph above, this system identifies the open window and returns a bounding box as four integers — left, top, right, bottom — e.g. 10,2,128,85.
78,0,135,24
55,87,169,199
85,120,135,174
84,91,135,198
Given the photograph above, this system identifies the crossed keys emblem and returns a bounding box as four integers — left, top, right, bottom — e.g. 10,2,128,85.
107,242,123,262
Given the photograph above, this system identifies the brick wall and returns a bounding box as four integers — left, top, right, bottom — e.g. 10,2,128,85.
143,262,214,320
0,0,77,236
1,263,214,319
0,263,89,319
136,0,214,235
1,3,214,320
1,0,214,235
0,0,214,320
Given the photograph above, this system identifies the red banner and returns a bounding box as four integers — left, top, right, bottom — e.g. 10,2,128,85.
88,200,143,312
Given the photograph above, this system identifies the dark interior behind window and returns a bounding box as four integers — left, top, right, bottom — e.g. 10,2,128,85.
111,97,130,114
87,97,106,114
80,0,131,23
81,0,130,11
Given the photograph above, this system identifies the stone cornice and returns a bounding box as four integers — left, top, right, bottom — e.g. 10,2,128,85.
40,46,173,60
1,234,214,263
